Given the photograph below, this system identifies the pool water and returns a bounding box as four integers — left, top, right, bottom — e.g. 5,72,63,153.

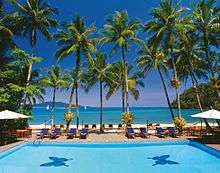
0,141,220,173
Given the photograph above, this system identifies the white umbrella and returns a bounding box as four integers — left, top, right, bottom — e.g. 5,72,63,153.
0,110,30,120
191,109,220,120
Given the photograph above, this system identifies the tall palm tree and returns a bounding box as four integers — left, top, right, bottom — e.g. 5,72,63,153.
106,61,144,111
100,11,140,112
10,47,43,105
145,0,194,117
41,65,66,126
0,2,14,55
84,52,113,132
192,0,220,98
55,16,97,129
174,34,207,111
137,44,175,120
10,0,58,101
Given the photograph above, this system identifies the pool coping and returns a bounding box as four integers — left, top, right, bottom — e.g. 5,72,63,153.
1,139,220,160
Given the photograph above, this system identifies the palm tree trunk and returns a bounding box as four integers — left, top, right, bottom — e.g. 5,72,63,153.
171,47,181,117
121,88,125,112
100,80,103,132
68,86,74,113
23,30,36,106
158,67,175,120
51,87,56,127
75,49,80,129
121,46,129,112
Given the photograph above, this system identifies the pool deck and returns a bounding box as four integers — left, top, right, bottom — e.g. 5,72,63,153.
1,133,220,153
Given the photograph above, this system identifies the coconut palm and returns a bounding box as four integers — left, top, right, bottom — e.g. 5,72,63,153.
106,61,144,111
10,0,58,98
10,47,43,105
174,34,207,111
84,52,113,132
0,2,14,55
192,0,220,99
41,65,66,126
137,44,175,120
55,16,96,129
100,10,140,112
145,0,194,117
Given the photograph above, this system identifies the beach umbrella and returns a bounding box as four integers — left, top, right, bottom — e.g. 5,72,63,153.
190,109,220,120
0,110,30,120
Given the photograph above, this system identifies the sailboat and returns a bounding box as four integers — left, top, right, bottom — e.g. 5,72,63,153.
46,105,50,111
84,106,87,110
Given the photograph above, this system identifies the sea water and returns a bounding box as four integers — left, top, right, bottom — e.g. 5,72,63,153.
31,107,201,125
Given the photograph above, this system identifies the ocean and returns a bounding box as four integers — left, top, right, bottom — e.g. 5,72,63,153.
31,107,201,125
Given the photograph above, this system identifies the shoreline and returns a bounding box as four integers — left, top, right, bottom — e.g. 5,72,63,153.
29,122,218,130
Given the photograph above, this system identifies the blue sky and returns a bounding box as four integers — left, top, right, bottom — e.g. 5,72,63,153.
6,0,220,107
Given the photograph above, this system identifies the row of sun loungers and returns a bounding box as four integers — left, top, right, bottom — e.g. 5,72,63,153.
37,128,89,139
126,127,178,139
36,127,178,140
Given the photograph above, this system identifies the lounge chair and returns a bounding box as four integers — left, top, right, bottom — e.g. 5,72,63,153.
50,128,61,139
155,127,165,138
80,128,89,139
140,127,149,138
126,128,135,138
168,127,177,137
67,128,77,139
36,128,49,139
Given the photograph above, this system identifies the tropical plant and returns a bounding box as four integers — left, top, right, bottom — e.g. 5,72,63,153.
101,10,140,112
10,0,58,101
84,52,113,132
106,61,144,111
144,0,194,117
64,112,74,130
121,111,134,127
41,65,66,126
55,16,96,129
192,0,220,98
173,116,186,134
137,44,175,120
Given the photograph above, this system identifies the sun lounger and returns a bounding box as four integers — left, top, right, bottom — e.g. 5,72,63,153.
67,128,77,139
140,127,149,138
168,127,177,137
155,127,165,138
80,128,89,139
36,128,49,139
50,128,61,139
126,128,135,138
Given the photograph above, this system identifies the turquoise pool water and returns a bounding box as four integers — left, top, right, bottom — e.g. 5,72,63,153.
0,141,220,173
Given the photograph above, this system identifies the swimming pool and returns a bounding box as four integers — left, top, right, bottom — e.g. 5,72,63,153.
0,141,220,173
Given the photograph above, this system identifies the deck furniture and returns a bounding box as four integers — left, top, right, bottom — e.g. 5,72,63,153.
80,128,89,139
126,128,135,138
140,127,149,138
155,127,165,138
67,128,77,139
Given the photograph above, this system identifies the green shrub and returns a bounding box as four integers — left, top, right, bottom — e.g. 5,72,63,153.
121,112,134,127
173,116,186,133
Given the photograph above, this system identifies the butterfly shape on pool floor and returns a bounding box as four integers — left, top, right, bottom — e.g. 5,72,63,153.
40,156,73,167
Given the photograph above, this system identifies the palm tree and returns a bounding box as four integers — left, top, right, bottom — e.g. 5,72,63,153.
0,2,14,55
106,61,144,111
100,10,140,112
144,0,194,117
10,0,58,100
55,16,96,129
137,44,175,120
84,52,113,132
174,34,207,111
10,47,43,105
41,65,66,126
192,0,220,99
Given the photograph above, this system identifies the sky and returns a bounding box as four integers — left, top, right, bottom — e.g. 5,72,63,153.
4,0,220,107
